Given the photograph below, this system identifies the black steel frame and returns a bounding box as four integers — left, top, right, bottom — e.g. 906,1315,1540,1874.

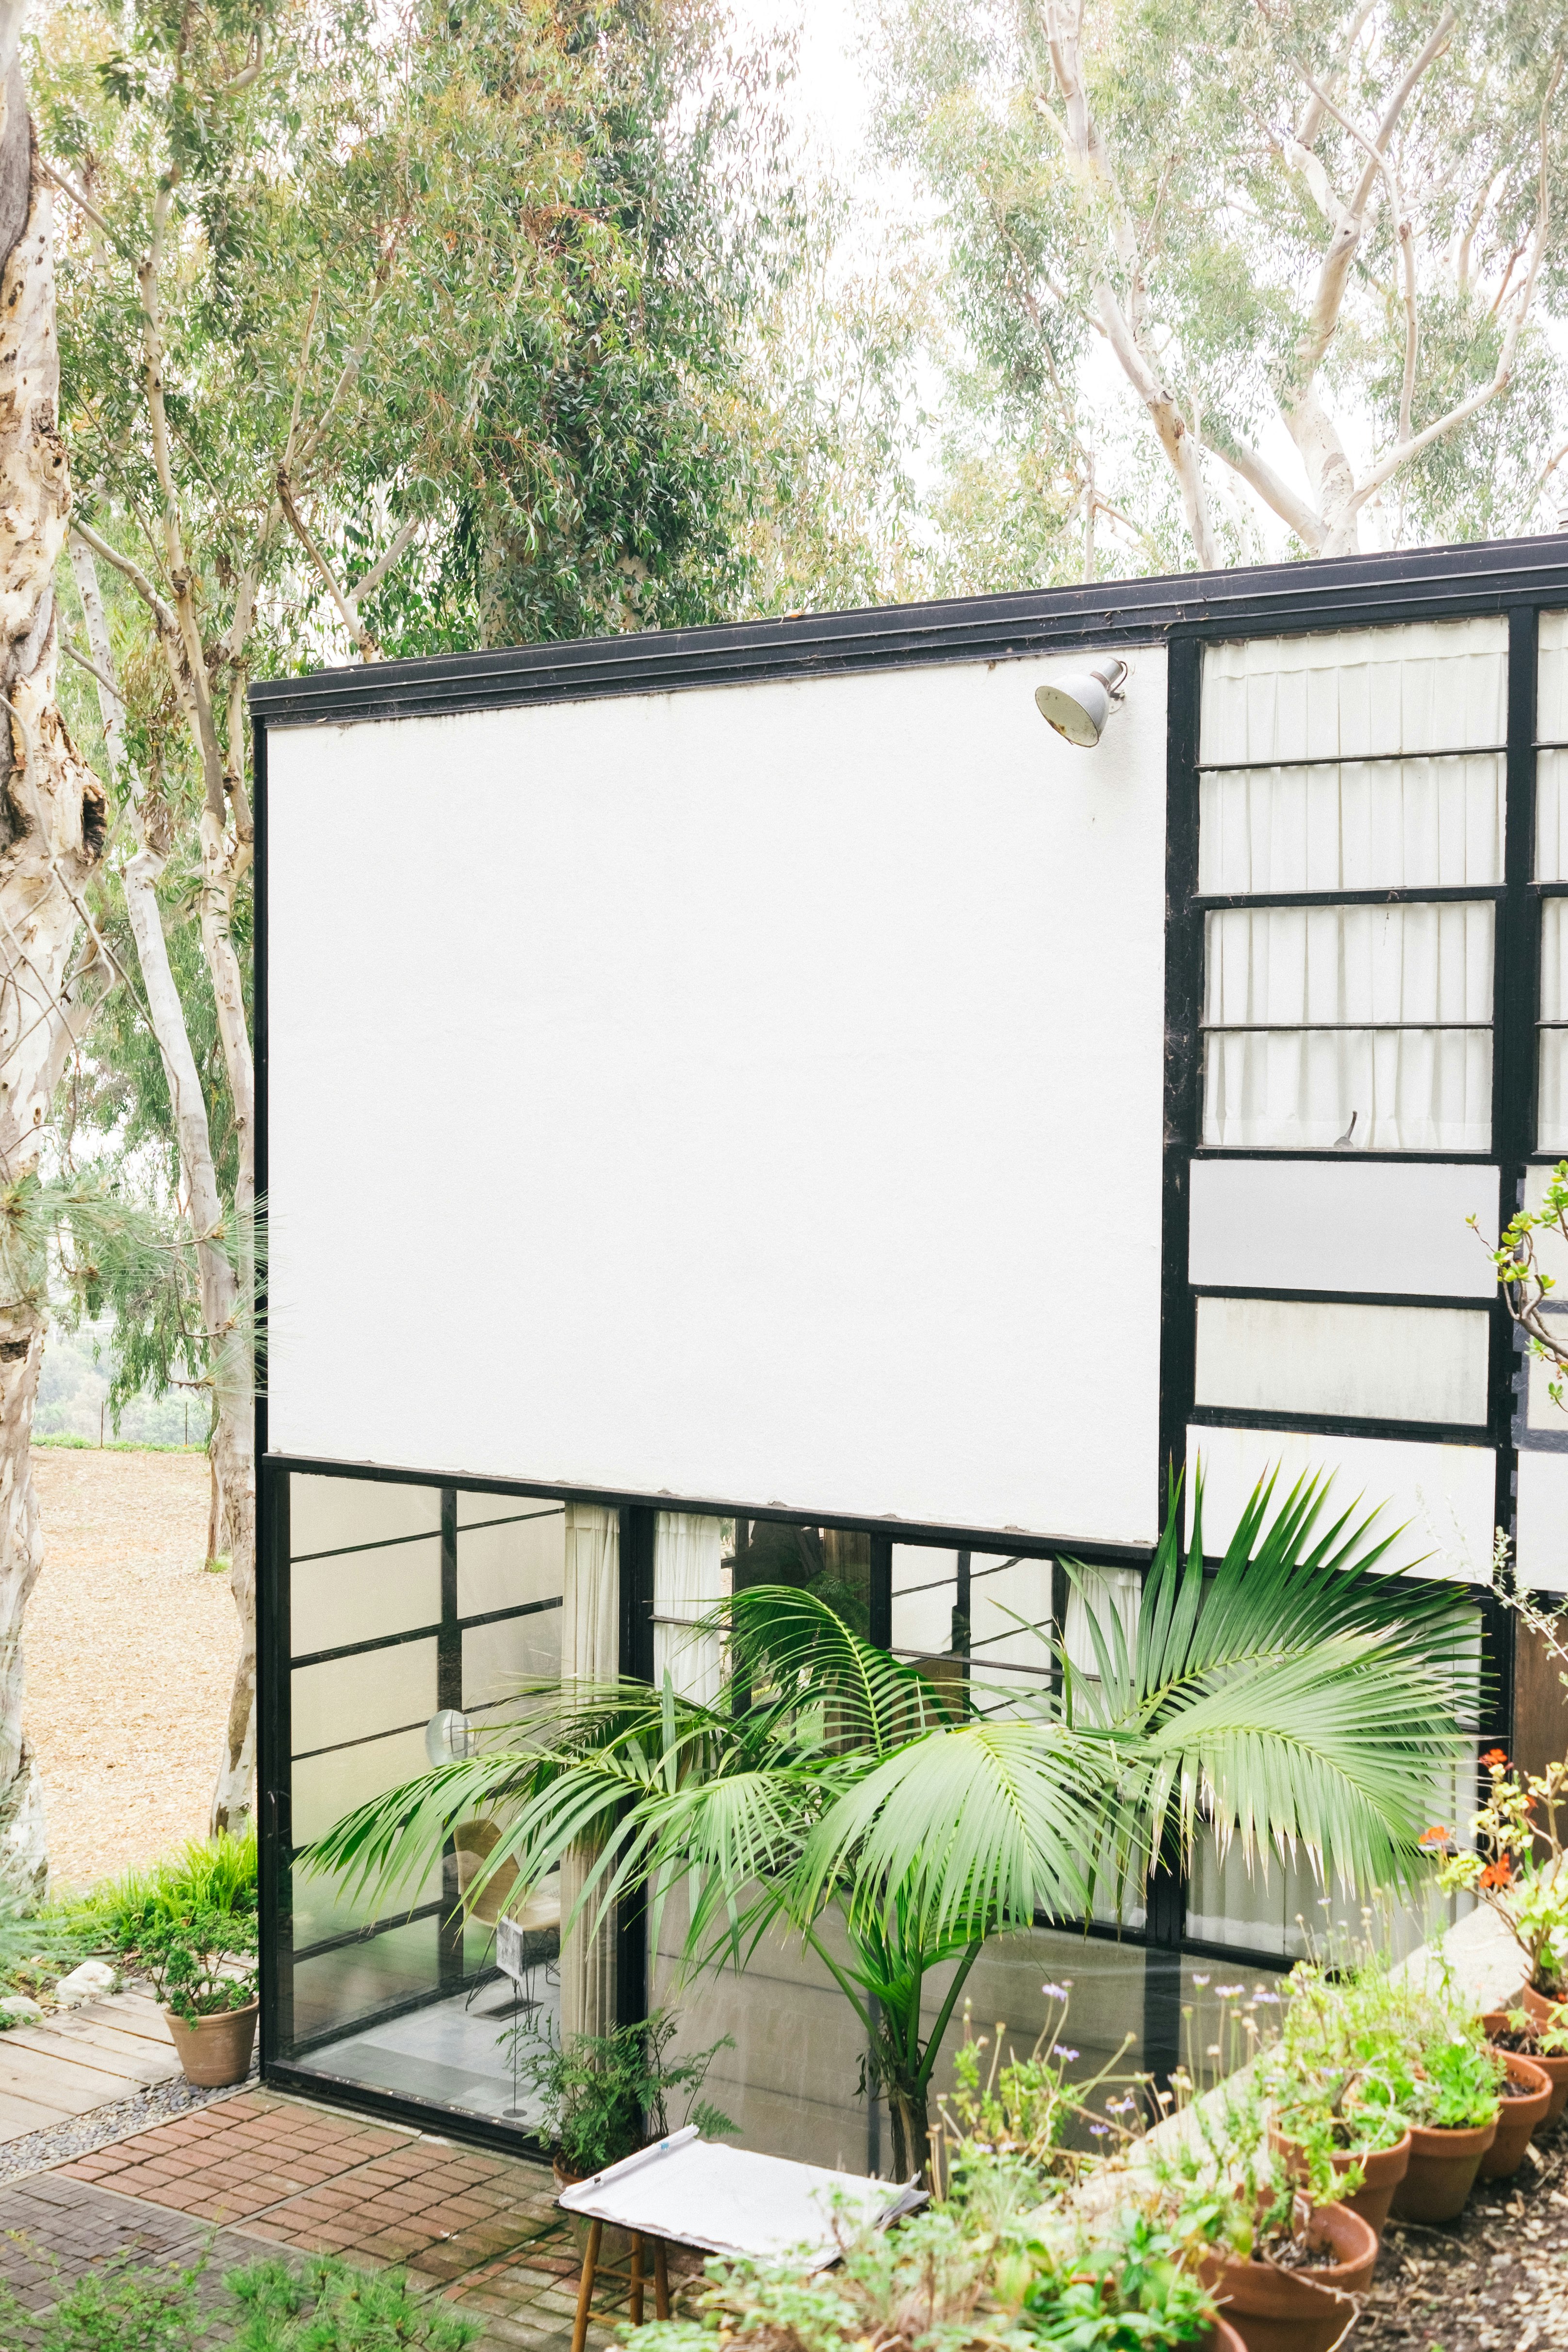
254,530,1568,2153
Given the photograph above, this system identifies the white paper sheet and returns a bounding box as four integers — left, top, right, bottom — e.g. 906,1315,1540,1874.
555,2128,921,2267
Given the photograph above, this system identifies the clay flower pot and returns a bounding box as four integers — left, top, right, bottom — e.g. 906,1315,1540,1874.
1198,2202,1377,2352
1269,2123,1411,2241
554,2155,633,2263
1205,2323,1248,2352
1483,2006,1568,2127
1389,2114,1498,2223
163,1997,257,2088
1479,2049,1552,2178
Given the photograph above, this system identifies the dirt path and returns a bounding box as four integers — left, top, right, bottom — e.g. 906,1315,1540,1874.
24,1450,236,1894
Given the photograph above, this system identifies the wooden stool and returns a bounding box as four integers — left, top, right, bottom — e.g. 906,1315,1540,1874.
571,2220,670,2352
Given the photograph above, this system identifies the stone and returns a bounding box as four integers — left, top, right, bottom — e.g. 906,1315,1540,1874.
0,1995,42,2022
52,1960,117,2008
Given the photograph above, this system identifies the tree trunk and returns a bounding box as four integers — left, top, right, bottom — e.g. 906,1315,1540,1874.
0,41,108,1894
885,2083,931,2188
70,538,255,1838
207,1435,222,1568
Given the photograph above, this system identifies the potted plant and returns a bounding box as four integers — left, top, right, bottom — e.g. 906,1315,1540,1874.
1483,2001,1568,2126
126,1905,259,2086
1145,2080,1377,2352
1435,1749,1568,2012
1263,1958,1412,2237
510,2008,735,2185
1389,2019,1501,2222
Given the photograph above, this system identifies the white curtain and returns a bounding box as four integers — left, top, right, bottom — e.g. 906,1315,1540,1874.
1541,899,1568,1148
1203,902,1494,1152
1200,617,1509,767
560,1504,620,2042
1198,614,1506,1158
1199,754,1504,895
653,1512,724,1707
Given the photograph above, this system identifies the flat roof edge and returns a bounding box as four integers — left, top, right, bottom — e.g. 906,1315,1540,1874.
250,530,1568,730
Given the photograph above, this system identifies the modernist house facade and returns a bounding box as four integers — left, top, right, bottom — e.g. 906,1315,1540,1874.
252,532,1568,2173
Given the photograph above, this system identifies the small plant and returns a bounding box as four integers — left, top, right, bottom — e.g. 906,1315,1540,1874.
1408,2028,1503,2132
129,1904,259,2023
1145,2072,1354,2266
1022,2209,1219,2350
0,2247,481,2352
63,1829,258,1948
931,1992,1142,2201
511,2009,736,2175
1434,1746,1568,1998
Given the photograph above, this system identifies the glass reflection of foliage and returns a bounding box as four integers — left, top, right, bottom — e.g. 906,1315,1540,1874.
731,1519,871,1635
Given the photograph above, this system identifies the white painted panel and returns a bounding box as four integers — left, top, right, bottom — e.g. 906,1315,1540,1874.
1524,1164,1568,1288
292,1639,437,1756
1189,1159,1499,1296
1535,747,1568,881
1518,1450,1568,1594
1194,1296,1488,1425
291,1540,440,1657
1187,1423,1496,1582
267,650,1169,1545
1201,618,1508,765
1524,1332,1568,1431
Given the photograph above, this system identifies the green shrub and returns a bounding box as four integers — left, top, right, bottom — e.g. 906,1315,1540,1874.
0,2251,480,2351
63,1831,257,1948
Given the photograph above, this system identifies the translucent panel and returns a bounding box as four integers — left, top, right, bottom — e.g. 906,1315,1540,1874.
462,1606,562,1713
1188,1423,1498,1581
291,1472,441,1557
1524,1162,1568,1289
291,1638,438,1759
1203,1026,1492,1151
1194,1296,1489,1425
455,1503,565,1617
301,1964,561,2122
289,1862,442,1958
1189,1158,1498,1297
1538,610,1568,746
1205,901,1494,1028
1535,749,1568,880
290,1919,441,2050
291,1536,440,1658
1539,900,1568,1149
970,1553,1055,1680
292,1725,430,1845
1524,1334,1568,1430
1187,1829,1466,1964
1199,755,1503,894
891,1545,960,1661
1518,1451,1568,1595
1200,618,1508,766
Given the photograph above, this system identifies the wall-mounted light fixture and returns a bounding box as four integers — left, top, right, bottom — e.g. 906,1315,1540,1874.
1034,657,1128,748
425,1707,474,1765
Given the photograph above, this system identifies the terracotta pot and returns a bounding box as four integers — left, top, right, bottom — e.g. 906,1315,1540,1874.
1205,2324,1248,2352
162,1998,257,2089
1269,2123,1411,2240
1198,2203,1377,2352
1524,1982,1567,2030
1479,2049,1552,2178
1389,2114,1498,2223
1483,2007,1568,2127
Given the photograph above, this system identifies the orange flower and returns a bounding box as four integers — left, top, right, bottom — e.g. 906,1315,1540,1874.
1419,1825,1451,1848
1482,1748,1511,1771
1480,1855,1515,1890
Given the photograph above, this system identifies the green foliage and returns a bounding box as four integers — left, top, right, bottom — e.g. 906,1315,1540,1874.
0,2248,480,2351
510,2009,736,2174
1413,2029,1502,2132
64,1830,258,1945
304,1469,1471,2179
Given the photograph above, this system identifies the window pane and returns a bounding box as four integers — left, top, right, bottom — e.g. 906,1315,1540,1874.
1204,902,1494,1028
734,1519,872,1633
1199,755,1503,894
1540,899,1568,1150
1535,749,1568,882
1194,1296,1490,1425
1200,618,1508,765
1203,1026,1492,1151
1537,610,1568,747
455,1501,565,1617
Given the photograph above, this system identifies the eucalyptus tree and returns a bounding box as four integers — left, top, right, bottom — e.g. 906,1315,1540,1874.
36,0,792,1839
873,0,1568,569
307,1475,1472,2181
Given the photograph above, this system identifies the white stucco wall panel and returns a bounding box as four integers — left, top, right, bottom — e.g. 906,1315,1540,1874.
1186,1422,1497,1582
1193,1296,1490,1426
1188,1158,1499,1298
1517,1449,1568,1594
265,648,1169,1544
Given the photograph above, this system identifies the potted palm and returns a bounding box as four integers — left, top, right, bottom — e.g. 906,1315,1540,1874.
304,1472,1473,2188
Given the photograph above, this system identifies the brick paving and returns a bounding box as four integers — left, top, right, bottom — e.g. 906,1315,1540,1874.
0,2087,646,2349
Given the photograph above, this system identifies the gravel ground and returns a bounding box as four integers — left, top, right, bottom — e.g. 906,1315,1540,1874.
0,2052,260,2187
1355,2125,1568,2351
25,1449,235,1892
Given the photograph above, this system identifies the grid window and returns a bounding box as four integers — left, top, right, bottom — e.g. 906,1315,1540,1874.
1198,619,1508,1153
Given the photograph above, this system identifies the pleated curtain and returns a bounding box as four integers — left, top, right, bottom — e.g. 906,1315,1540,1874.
653,1512,724,1707
559,1504,620,2042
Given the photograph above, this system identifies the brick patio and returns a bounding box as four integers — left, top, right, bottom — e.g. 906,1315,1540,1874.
0,2087,659,2348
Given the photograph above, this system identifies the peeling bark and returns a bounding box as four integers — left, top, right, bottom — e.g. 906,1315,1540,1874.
0,29,107,1892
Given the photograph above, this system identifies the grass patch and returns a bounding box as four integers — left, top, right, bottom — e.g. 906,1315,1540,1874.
0,2250,482,2349
31,1435,207,1453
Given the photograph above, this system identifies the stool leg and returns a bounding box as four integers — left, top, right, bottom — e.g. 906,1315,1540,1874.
571,2219,602,2352
630,2231,645,2327
654,2237,670,2320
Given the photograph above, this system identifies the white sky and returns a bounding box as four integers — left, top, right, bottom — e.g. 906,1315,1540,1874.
729,0,875,173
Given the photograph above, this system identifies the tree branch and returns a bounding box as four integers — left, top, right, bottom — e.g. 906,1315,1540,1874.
1201,425,1325,551
276,469,379,660
1297,67,1419,442
69,520,179,642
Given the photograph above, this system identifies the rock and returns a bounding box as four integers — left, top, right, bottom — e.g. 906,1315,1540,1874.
0,1995,42,2022
52,1960,117,2008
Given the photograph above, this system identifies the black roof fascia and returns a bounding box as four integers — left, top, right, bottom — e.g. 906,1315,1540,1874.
249,531,1568,732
